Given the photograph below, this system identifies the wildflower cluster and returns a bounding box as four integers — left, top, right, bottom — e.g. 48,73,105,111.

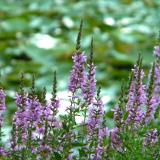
0,24,160,160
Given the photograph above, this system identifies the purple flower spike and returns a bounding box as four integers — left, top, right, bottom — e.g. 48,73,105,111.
82,63,96,105
50,99,60,113
94,127,109,160
83,38,96,105
145,95,159,124
25,96,42,123
137,83,147,107
110,127,122,151
68,52,87,93
94,144,103,160
144,129,158,147
87,98,104,137
126,63,147,126
154,65,160,97
15,93,27,107
126,80,136,110
126,64,146,110
132,64,147,107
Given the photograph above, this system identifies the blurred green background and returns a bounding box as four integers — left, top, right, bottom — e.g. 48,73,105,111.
0,0,160,121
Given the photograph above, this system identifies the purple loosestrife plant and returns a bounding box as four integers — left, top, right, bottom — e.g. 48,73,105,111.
126,56,147,127
81,37,97,130
144,128,158,147
111,83,128,153
153,36,160,99
68,52,87,94
87,87,105,159
68,21,87,95
152,42,160,120
82,37,96,105
144,63,159,124
95,127,109,159
111,45,160,159
14,74,28,147
87,87,104,138
0,25,160,160
113,82,128,129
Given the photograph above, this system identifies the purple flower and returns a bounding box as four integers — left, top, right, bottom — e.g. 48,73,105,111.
37,127,45,135
82,63,96,105
42,104,61,129
154,65,160,98
42,100,61,129
68,52,87,93
94,144,103,160
153,45,160,58
132,65,147,107
15,93,27,107
14,110,25,127
113,105,123,127
153,44,160,103
12,92,29,147
126,80,136,110
87,97,104,159
31,146,37,154
25,96,42,123
137,83,147,107
126,64,146,109
99,127,110,138
87,98,104,138
126,64,147,126
50,99,60,114
14,93,27,126
144,129,158,147
145,95,159,124
134,108,145,124
94,127,109,160
21,131,27,143
110,127,122,151
0,147,8,156
67,153,73,160
39,144,52,159
13,95,43,146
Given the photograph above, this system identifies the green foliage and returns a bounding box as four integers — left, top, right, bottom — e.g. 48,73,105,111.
0,0,160,121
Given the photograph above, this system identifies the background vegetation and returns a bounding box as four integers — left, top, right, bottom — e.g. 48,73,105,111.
0,0,160,123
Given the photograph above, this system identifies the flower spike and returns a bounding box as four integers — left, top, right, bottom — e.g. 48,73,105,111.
76,20,83,51
52,71,57,102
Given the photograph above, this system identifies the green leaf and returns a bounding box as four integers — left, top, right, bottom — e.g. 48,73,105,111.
72,141,86,147
123,111,129,121
54,152,62,160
